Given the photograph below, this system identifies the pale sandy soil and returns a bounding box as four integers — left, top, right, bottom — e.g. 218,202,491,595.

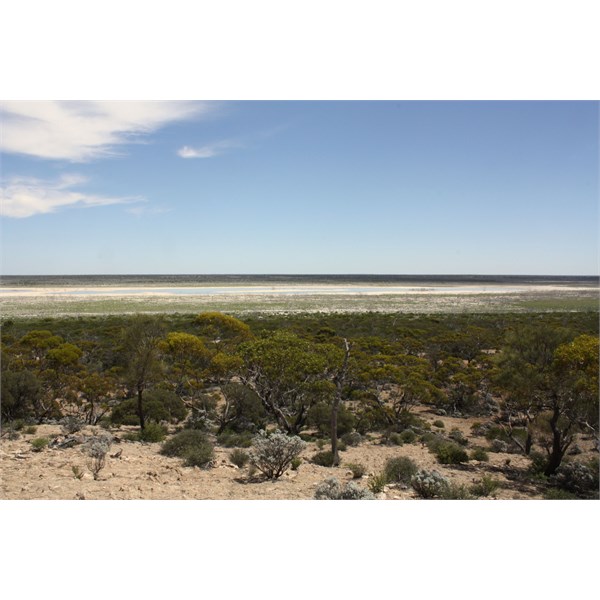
4,409,589,501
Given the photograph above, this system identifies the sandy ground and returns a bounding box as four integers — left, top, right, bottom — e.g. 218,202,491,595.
4,409,588,501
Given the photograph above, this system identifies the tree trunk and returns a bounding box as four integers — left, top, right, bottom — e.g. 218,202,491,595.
331,339,351,467
525,431,533,455
331,397,340,466
544,404,564,476
137,386,145,430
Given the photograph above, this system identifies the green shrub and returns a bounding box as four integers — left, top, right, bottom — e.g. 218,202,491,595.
386,432,404,446
399,429,416,444
424,433,447,453
184,445,215,468
528,452,549,476
448,428,468,446
249,430,306,479
346,462,366,479
217,429,253,448
111,389,187,426
384,456,418,484
312,450,335,467
30,437,49,452
470,447,489,462
544,488,578,500
368,472,388,494
219,383,267,432
139,423,167,443
470,474,500,497
433,442,469,465
341,431,362,447
12,419,26,431
411,470,449,499
230,448,250,468
62,416,84,434
314,478,375,500
433,420,445,429
307,402,356,437
440,482,473,499
161,430,214,469
24,425,37,435
291,457,302,471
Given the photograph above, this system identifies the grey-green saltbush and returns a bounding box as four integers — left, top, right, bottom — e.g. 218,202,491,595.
314,478,375,500
85,435,112,480
411,470,449,499
249,430,306,479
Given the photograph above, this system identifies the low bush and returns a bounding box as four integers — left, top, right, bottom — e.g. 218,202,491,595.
490,439,509,453
411,470,449,499
346,462,366,479
433,420,445,429
229,449,250,468
85,435,112,480
440,482,473,499
72,465,84,480
554,461,598,497
528,452,549,476
399,429,416,444
341,431,362,447
368,472,388,494
384,456,418,485
312,450,336,467
314,478,374,500
24,425,37,435
470,474,500,497
184,445,215,468
291,457,302,471
544,488,578,500
62,416,84,434
448,428,468,446
217,429,253,448
433,442,469,465
423,433,446,452
470,447,489,462
161,430,214,468
139,423,167,443
30,437,49,452
384,431,404,446
249,431,306,479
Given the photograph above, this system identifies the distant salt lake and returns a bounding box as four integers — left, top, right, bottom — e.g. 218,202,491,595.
2,284,598,297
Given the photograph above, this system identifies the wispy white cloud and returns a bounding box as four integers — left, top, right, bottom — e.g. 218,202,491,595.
125,205,171,217
177,139,243,159
0,101,214,162
0,174,143,218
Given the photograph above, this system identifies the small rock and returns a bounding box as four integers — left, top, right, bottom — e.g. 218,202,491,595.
75,492,85,500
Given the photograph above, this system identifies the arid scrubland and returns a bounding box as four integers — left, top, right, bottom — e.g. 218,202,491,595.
2,309,598,500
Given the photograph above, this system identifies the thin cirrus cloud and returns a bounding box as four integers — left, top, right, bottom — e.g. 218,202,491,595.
0,100,214,162
0,174,144,218
177,139,243,159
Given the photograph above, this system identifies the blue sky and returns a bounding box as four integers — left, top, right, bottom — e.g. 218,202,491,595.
1,100,598,275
